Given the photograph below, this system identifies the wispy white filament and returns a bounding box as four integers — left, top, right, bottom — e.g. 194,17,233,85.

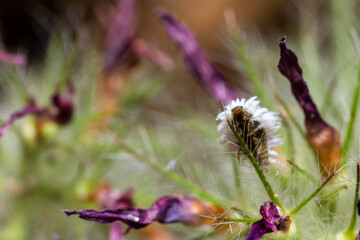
216,96,282,165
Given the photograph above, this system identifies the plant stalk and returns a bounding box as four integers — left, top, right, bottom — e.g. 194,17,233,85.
227,120,284,210
345,162,360,235
290,171,335,215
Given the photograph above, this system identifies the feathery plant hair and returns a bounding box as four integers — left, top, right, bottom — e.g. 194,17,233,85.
0,0,360,239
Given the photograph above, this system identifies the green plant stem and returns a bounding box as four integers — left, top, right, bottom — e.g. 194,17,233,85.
342,63,360,156
227,120,284,210
274,93,319,162
274,93,306,139
345,162,360,235
286,160,317,184
290,171,335,215
114,139,230,208
217,217,259,223
321,73,339,116
232,155,241,202
282,117,295,161
230,32,266,103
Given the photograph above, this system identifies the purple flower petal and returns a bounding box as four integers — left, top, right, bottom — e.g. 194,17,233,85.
63,196,198,230
50,83,74,126
0,49,27,65
131,39,174,71
102,0,135,72
245,202,290,240
0,100,40,137
0,83,74,137
278,36,342,177
356,232,360,240
157,10,239,104
101,0,173,73
109,222,126,240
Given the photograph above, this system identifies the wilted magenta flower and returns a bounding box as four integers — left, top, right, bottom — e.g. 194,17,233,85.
89,185,178,240
64,195,227,232
245,202,291,240
50,83,74,126
64,195,199,229
100,0,173,73
278,36,342,177
0,49,26,65
0,83,74,137
157,10,239,104
0,100,41,137
103,188,134,240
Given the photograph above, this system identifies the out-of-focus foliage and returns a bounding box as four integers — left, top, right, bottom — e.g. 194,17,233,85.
0,0,360,239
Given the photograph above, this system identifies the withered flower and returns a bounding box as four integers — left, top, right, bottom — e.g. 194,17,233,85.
0,49,26,65
158,9,239,104
95,0,172,116
0,83,74,137
245,201,291,240
278,36,341,177
64,195,228,232
100,0,173,73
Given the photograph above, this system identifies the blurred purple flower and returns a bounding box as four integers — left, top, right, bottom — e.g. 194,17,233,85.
277,36,342,177
0,83,74,137
51,234,63,240
157,9,239,104
245,202,290,240
100,0,173,73
102,0,134,72
63,195,224,233
50,83,74,125
0,100,41,137
0,49,26,65
109,222,126,240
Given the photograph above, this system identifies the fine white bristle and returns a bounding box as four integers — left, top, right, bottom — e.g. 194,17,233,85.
216,96,282,168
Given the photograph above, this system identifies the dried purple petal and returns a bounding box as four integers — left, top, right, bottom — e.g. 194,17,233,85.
245,202,290,240
109,222,126,240
0,100,41,137
51,234,63,240
102,0,135,72
157,10,239,104
0,49,26,65
63,195,208,230
278,36,342,177
100,0,173,74
0,83,74,137
63,196,228,232
131,39,174,71
50,83,74,125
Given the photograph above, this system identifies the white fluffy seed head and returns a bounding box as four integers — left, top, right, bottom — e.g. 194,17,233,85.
216,96,282,171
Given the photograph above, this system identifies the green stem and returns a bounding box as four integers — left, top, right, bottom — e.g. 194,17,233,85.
274,93,319,162
286,159,317,184
345,162,360,234
342,63,360,156
320,73,339,116
227,120,284,210
232,156,241,202
282,117,295,161
274,93,306,139
230,32,266,103
290,171,336,215
114,139,230,208
217,217,260,223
